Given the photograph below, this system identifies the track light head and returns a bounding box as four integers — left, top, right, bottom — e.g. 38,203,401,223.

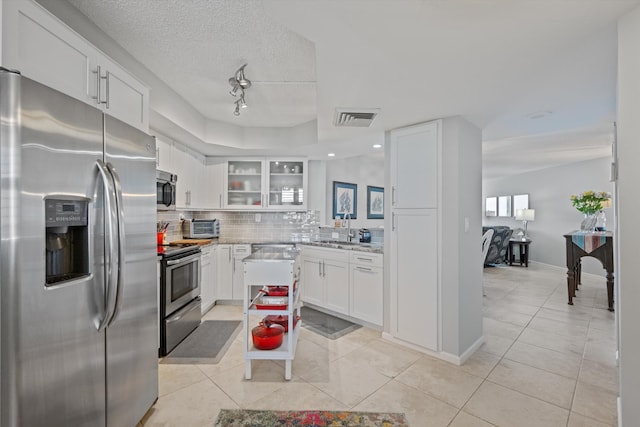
229,63,251,116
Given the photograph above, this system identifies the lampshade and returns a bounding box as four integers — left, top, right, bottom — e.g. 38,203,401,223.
515,209,535,221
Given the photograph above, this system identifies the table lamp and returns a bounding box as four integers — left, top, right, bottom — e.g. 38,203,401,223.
515,208,535,240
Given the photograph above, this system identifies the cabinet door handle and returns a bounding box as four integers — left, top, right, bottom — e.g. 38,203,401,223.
228,249,231,263
392,212,396,231
356,266,373,272
92,66,102,105
392,186,396,206
318,261,322,277
219,194,222,207
103,70,110,109
356,257,373,262
322,261,326,277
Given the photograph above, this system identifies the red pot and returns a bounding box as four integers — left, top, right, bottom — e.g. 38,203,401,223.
251,322,284,350
263,315,300,332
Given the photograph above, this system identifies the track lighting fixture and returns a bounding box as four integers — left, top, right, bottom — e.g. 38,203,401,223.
229,63,251,116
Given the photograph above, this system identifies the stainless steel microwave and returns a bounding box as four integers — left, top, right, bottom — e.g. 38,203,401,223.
156,170,177,211
182,219,220,238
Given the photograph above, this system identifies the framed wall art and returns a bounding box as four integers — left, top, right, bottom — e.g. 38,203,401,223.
332,181,357,219
367,186,384,219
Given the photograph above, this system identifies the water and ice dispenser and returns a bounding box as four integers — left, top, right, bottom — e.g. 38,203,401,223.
45,198,89,285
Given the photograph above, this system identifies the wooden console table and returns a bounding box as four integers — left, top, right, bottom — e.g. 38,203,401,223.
508,238,531,267
563,231,614,311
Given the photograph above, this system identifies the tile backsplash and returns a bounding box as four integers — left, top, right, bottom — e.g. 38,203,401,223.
157,210,384,244
157,210,322,243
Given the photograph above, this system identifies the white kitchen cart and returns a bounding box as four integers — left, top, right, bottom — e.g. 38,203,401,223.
242,248,301,380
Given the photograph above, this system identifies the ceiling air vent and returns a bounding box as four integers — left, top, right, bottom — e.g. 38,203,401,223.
334,108,380,127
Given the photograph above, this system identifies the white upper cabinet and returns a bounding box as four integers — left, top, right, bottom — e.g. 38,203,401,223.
2,0,149,132
92,53,149,131
224,158,308,210
390,121,439,209
225,159,264,209
172,143,205,209
205,158,225,209
155,136,173,172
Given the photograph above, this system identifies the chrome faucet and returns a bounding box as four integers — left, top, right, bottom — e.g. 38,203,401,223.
345,213,356,242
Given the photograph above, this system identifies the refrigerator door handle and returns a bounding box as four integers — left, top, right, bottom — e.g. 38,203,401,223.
96,160,119,332
106,162,125,326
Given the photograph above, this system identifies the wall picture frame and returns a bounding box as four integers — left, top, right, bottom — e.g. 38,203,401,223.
367,186,384,219
333,181,357,219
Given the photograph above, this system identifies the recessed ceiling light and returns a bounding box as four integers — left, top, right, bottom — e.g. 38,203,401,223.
327,153,336,157
372,144,382,149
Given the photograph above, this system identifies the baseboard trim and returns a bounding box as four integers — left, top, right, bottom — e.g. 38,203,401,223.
381,332,485,365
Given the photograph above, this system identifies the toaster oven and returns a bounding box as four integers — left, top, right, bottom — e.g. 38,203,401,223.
183,219,220,238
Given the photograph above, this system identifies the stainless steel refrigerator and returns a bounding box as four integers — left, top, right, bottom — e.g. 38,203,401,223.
0,69,158,426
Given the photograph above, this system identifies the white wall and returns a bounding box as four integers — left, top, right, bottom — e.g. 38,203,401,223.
483,157,613,276
440,117,484,356
324,154,385,230
617,6,640,425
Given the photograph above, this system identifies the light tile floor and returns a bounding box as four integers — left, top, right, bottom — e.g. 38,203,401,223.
141,263,617,426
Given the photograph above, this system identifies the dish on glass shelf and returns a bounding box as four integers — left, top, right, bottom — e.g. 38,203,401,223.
254,295,288,310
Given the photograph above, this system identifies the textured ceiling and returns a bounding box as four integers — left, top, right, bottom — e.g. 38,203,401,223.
66,0,317,127
63,0,640,178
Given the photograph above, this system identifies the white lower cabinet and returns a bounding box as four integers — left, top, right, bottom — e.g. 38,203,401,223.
216,245,233,300
200,245,216,314
301,246,381,323
301,257,323,307
323,259,349,315
300,247,349,316
349,252,383,326
232,245,251,299
215,244,250,301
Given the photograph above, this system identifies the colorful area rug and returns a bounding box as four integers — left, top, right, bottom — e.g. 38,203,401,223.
214,409,409,426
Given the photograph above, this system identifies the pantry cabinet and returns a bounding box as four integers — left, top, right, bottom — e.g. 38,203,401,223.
2,0,149,131
389,120,441,352
224,158,308,210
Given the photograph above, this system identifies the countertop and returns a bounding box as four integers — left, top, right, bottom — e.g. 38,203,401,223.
243,246,300,262
167,238,383,254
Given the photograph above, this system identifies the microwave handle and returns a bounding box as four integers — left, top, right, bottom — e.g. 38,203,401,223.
162,182,173,207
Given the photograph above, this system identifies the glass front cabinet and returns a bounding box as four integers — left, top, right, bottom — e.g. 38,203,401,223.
225,159,307,210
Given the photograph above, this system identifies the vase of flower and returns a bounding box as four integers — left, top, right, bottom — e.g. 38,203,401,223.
580,213,598,233
570,190,611,233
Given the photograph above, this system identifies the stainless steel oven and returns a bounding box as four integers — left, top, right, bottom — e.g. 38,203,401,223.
159,244,201,356
156,169,177,211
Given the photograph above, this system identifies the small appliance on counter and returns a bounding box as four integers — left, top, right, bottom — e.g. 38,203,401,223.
359,228,371,243
182,219,220,238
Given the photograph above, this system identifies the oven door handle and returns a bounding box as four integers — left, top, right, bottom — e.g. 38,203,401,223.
166,252,201,266
96,160,118,332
